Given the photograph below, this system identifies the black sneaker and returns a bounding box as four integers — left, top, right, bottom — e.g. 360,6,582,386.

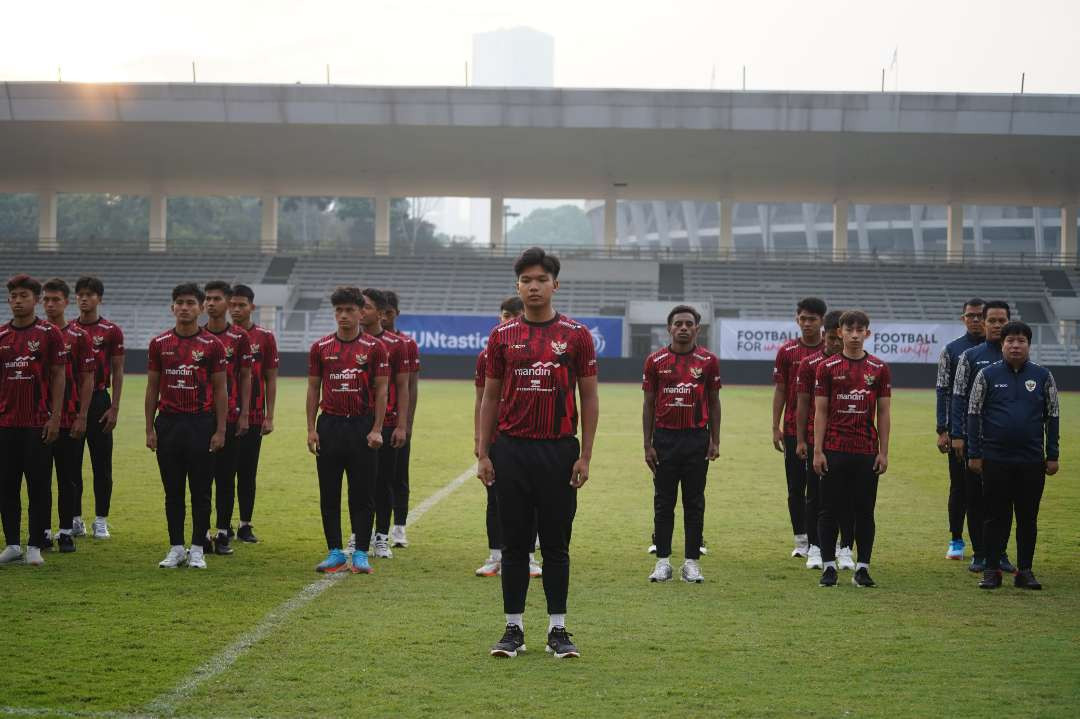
227,525,236,539
41,534,55,551
546,627,579,659
57,533,76,553
968,555,986,573
978,569,1002,589
490,624,526,658
852,567,876,587
998,554,1017,574
214,534,234,556
819,566,838,587
237,525,259,544
1014,570,1042,590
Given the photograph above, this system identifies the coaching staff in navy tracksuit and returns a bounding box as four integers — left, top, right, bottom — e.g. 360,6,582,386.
966,321,1060,591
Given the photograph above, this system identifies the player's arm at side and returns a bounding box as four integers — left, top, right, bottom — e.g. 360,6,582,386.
1044,372,1060,476
369,374,388,449
812,396,829,475
237,363,252,436
473,383,484,458
476,377,502,486
211,370,227,451
407,367,418,439
391,367,409,448
305,375,321,455
72,355,94,440
642,389,657,472
794,389,811,459
145,370,160,451
573,374,599,488
263,366,278,435
875,397,890,475
771,382,786,452
706,386,721,461
105,348,125,432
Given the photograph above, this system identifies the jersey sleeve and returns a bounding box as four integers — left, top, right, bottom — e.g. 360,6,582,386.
485,329,504,380
238,332,254,369
965,370,989,459
575,325,598,378
410,339,421,373
474,352,486,388
209,337,227,372
708,356,722,391
148,338,162,372
265,331,280,369
307,343,321,378
1045,371,1060,461
935,347,951,432
47,325,66,369
877,363,892,398
77,332,95,374
773,345,788,386
110,324,125,356
373,342,391,378
813,360,830,398
795,358,813,395
950,353,971,437
641,356,656,393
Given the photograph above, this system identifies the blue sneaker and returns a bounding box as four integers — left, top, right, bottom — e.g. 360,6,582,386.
350,550,373,574
316,548,348,573
968,555,986,573
946,539,965,560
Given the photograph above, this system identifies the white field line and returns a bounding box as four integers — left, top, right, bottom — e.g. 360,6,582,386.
142,462,478,717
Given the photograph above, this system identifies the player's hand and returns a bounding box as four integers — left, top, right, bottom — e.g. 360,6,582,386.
71,415,87,440
1045,460,1059,476
644,445,658,473
477,456,495,486
795,440,808,460
706,439,719,462
967,457,982,475
570,457,590,488
236,417,250,437
101,406,119,433
813,451,828,476
951,437,965,460
391,426,407,449
146,429,157,452
367,430,383,450
307,429,320,455
772,427,784,453
873,453,888,475
42,418,60,445
936,432,950,454
262,417,274,435
210,430,225,453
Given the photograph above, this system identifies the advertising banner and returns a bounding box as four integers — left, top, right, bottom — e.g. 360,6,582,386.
396,314,624,358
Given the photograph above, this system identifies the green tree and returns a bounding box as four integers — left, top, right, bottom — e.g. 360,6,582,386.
507,204,593,248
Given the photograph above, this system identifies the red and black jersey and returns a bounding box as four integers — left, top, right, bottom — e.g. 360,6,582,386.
485,313,597,440
308,332,390,417
75,317,124,392
148,328,227,415
370,329,409,428
400,334,420,374
244,324,279,426
57,321,95,429
0,319,66,428
773,337,823,437
204,324,253,424
795,349,832,443
475,349,487,389
642,345,722,430
813,352,892,455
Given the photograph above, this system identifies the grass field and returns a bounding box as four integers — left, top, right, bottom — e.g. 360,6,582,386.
2,377,1078,718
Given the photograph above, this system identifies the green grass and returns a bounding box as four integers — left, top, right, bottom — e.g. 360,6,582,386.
2,378,1078,718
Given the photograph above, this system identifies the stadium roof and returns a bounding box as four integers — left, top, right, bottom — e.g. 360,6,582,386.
2,82,1079,205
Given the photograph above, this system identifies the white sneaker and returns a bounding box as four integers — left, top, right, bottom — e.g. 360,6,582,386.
647,543,657,554
25,546,44,566
649,559,673,582
475,556,501,576
0,545,23,564
791,534,809,558
346,533,356,554
529,558,543,578
188,545,207,569
806,545,823,570
71,517,87,537
390,525,408,548
837,546,856,571
681,558,704,583
373,533,393,559
158,545,187,569
92,517,110,539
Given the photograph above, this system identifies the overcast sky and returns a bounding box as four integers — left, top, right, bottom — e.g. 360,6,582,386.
3,0,1078,94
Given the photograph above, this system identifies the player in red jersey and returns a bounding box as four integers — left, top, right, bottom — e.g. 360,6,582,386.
0,275,66,566
203,282,253,555
307,287,389,575
145,283,228,570
73,276,125,539
381,290,420,547
359,288,410,560
642,305,721,584
41,279,95,554
479,247,599,660
813,310,892,588
771,297,826,559
229,284,278,543
794,310,854,570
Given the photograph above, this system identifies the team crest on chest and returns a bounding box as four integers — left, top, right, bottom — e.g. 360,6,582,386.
225,347,234,358
1025,379,1036,392
550,340,567,355
250,343,260,354
27,340,40,353
93,335,104,347
355,353,368,367
690,366,703,380
191,350,204,362
865,374,876,386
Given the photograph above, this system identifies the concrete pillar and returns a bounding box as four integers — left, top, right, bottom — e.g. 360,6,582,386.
603,198,617,251
801,203,819,252
489,196,504,251
855,204,870,254
832,202,849,261
1033,207,1045,256
717,200,734,255
680,201,700,249
260,195,278,254
149,192,167,252
1062,205,1078,266
374,196,390,256
652,201,671,246
757,204,771,252
947,203,964,263
972,205,984,256
38,191,58,252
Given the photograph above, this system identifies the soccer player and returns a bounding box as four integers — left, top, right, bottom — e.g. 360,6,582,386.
307,287,388,575
74,276,125,539
772,297,826,558
359,288,409,560
794,309,854,570
479,247,599,660
0,275,66,566
382,290,420,548
228,284,278,543
966,321,1059,590
145,283,228,569
473,296,541,579
203,281,253,556
950,300,1015,574
935,298,985,561
813,310,891,588
42,279,95,553
642,305,721,584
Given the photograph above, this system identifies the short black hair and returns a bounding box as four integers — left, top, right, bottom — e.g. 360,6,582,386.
963,297,985,311
330,286,363,307
797,297,827,317
982,300,1011,319
172,283,205,303
384,290,400,311
1001,320,1032,342
513,246,560,279
7,274,41,296
74,276,105,297
204,281,233,298
823,309,844,332
232,284,255,303
667,304,701,326
839,309,870,328
500,296,524,315
42,278,71,298
361,288,388,311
